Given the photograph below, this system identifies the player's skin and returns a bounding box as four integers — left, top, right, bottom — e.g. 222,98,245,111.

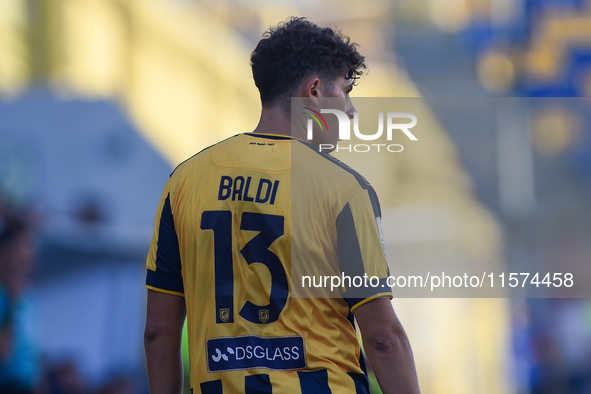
253,76,352,150
144,289,186,394
144,75,421,394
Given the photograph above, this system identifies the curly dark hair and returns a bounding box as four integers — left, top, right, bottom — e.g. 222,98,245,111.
250,17,366,114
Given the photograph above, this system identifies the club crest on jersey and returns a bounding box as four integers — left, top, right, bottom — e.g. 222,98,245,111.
220,308,230,322
259,309,269,323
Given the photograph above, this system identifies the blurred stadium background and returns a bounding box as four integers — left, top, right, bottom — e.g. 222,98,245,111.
1,0,591,393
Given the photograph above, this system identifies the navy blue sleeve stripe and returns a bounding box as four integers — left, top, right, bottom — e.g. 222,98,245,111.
150,193,184,293
298,369,332,393
245,374,273,394
336,203,393,306
342,278,392,309
296,140,382,218
155,194,182,275
146,270,184,294
343,297,365,309
336,202,366,280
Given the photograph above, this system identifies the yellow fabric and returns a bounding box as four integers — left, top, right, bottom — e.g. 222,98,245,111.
146,133,392,392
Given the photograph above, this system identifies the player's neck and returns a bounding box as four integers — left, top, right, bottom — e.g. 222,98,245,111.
252,107,305,140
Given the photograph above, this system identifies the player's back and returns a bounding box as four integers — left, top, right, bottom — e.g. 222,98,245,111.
149,132,388,393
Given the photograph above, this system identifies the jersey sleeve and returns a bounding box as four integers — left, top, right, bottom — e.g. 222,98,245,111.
146,178,184,297
336,186,392,311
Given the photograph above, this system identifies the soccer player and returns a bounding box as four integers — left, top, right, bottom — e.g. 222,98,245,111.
144,17,420,394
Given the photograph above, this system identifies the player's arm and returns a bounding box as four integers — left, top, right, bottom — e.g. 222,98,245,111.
355,297,420,394
145,178,186,394
144,289,186,394
336,187,419,393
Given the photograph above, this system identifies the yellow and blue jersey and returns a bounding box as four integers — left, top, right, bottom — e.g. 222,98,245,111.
146,133,392,393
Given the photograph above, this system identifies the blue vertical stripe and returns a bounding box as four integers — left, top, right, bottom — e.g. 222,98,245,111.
245,374,273,394
358,350,368,375
200,211,234,324
348,372,370,394
347,311,369,375
298,369,332,393
199,379,222,394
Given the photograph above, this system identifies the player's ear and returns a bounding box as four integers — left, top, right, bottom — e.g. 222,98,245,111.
300,76,321,105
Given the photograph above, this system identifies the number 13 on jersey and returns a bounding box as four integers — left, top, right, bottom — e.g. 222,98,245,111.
200,211,288,325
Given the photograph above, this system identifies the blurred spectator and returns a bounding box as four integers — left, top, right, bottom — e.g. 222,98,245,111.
0,208,41,394
39,363,138,394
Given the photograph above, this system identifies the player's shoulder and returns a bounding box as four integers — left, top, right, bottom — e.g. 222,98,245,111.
293,139,374,192
169,133,244,178
292,139,381,217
